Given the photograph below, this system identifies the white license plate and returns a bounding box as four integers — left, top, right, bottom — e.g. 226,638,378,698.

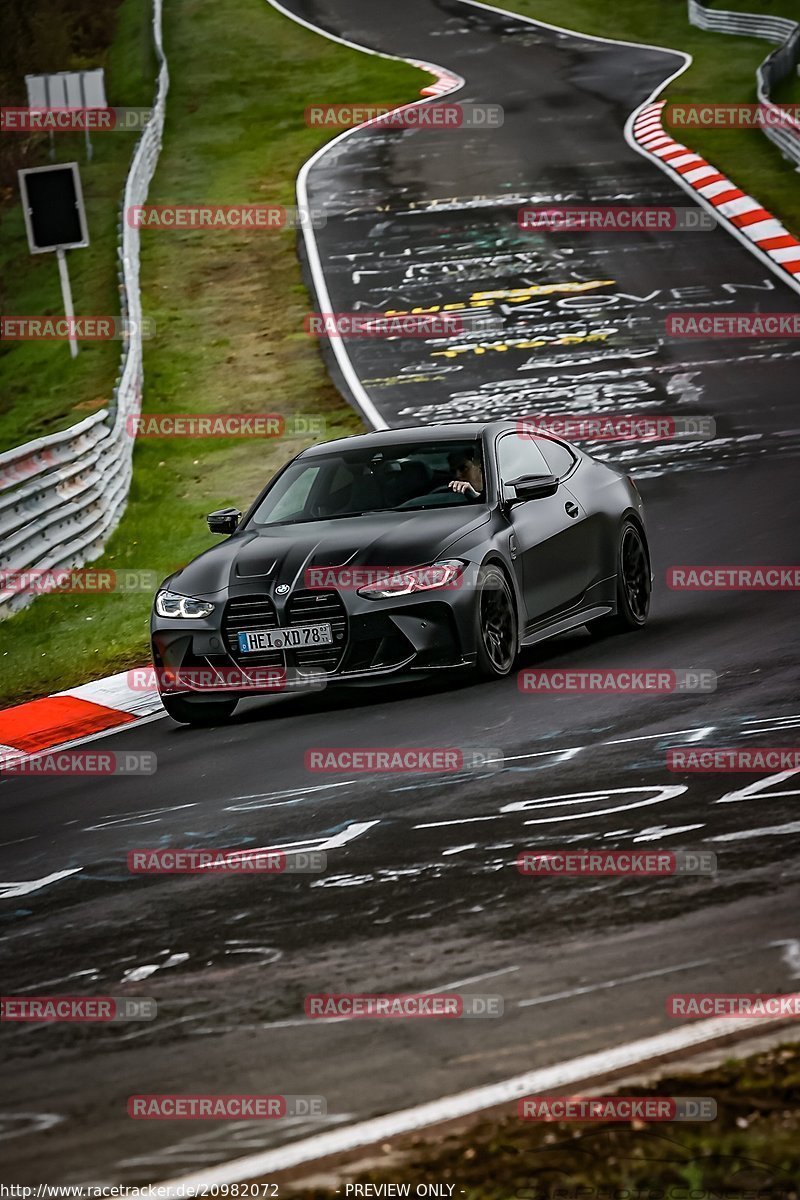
237,623,333,653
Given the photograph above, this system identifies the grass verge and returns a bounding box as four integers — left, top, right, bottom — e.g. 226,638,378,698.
282,1041,800,1199
495,0,800,236
0,0,156,451
0,0,422,706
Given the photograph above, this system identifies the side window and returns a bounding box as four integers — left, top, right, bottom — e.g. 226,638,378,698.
497,433,550,483
536,438,575,478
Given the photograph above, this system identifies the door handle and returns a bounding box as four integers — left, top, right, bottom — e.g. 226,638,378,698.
565,502,580,518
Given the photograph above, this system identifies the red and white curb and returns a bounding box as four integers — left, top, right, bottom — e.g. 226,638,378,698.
408,59,463,97
0,670,163,763
632,100,800,290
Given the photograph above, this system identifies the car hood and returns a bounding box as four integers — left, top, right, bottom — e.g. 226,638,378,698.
166,507,491,596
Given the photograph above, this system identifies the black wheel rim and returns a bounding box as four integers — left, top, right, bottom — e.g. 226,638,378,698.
480,580,515,671
621,527,650,622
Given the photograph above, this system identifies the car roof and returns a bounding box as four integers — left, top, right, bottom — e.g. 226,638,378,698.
298,421,519,457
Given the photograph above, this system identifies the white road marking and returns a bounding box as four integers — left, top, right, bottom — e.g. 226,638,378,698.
776,941,800,979
417,785,687,829
14,969,99,993
156,1013,793,1189
0,869,82,899
0,1113,64,1142
202,821,380,865
707,821,800,842
716,769,800,805
82,802,197,832
224,781,353,811
498,747,582,765
517,957,717,1007
631,824,704,841
424,965,519,992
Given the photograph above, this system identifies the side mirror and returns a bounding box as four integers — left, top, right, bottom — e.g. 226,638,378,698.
507,474,559,502
207,507,241,535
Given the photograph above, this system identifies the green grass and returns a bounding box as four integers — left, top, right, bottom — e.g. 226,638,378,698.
281,1041,800,1200
0,0,156,452
0,0,422,706
495,0,800,236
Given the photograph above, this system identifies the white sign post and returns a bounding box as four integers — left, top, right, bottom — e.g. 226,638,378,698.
18,162,90,359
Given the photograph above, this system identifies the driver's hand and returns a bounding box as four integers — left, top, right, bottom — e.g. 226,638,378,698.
448,480,478,496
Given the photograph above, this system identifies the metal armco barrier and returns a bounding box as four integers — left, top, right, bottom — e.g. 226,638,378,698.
688,0,800,168
0,0,168,618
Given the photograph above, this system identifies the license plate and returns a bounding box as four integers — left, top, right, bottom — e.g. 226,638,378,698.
237,623,333,653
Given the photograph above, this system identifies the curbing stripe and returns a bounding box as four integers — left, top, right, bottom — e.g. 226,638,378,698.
632,101,800,291
59,669,162,717
0,694,139,756
0,670,163,759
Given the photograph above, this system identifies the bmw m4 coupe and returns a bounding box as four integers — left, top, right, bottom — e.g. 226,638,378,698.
151,421,651,723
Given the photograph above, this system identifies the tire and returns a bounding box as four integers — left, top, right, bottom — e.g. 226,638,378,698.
588,520,651,637
160,693,238,725
475,565,518,677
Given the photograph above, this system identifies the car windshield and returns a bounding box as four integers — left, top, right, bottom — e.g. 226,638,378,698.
247,440,485,527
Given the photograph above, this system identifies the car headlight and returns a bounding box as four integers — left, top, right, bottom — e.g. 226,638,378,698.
155,590,215,619
357,559,466,599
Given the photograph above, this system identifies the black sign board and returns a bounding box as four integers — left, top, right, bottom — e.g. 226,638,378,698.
18,163,89,254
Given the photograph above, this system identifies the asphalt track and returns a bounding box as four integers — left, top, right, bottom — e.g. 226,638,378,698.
1,0,799,1186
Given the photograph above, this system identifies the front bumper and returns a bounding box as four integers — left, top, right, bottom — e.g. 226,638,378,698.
150,578,479,699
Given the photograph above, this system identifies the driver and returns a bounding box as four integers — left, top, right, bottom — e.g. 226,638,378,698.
448,447,484,498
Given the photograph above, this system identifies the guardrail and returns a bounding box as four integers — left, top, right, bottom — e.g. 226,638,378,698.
688,0,800,167
0,0,168,618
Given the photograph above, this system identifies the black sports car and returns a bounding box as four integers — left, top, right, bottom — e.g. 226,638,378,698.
151,421,651,724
